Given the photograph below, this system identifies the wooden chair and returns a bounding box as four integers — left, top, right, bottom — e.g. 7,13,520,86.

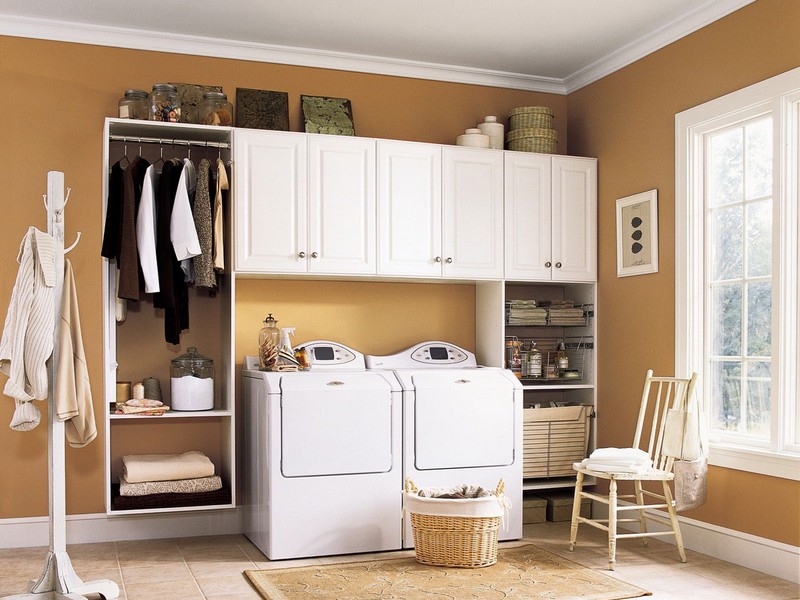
569,369,699,570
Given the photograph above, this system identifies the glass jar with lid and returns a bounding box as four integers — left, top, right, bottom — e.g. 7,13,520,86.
170,346,214,411
118,89,149,120
258,314,280,371
199,91,233,126
150,83,181,122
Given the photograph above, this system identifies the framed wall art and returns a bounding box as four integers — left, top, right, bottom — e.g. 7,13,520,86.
301,95,355,135
616,189,659,277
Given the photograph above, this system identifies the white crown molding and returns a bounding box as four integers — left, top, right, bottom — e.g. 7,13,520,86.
0,13,566,94
0,1,756,96
564,0,757,93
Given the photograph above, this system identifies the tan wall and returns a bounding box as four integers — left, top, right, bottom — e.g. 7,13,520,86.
567,0,800,546
0,35,562,518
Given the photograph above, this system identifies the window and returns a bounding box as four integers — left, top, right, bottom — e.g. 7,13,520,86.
676,68,800,480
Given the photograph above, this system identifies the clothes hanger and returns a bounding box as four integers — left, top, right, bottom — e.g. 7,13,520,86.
119,137,130,167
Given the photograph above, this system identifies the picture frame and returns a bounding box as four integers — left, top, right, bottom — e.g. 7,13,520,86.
301,95,355,136
616,189,659,277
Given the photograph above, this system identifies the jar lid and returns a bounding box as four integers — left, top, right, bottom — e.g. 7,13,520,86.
203,91,228,100
483,116,498,123
171,346,213,368
124,89,149,98
152,83,178,93
263,313,278,326
464,128,482,134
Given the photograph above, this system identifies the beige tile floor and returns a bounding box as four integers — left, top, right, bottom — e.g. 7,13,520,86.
0,521,797,599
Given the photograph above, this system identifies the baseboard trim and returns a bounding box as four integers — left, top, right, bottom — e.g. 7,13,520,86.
591,501,799,584
0,508,243,548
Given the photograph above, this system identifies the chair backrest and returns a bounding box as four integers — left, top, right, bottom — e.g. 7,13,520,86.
632,369,699,472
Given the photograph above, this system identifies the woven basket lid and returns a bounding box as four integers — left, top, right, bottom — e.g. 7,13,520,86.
508,106,554,118
506,127,559,142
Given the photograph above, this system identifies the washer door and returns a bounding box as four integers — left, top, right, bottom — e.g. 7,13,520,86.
281,372,395,477
413,370,515,470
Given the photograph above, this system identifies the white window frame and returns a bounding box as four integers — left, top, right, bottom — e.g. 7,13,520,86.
675,67,800,481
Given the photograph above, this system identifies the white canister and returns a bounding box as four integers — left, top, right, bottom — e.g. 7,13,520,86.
478,116,504,149
456,128,491,148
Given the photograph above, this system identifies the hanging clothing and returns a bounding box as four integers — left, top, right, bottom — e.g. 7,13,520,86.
117,155,150,301
56,259,97,448
0,227,57,431
213,158,229,273
192,158,216,289
136,164,160,294
154,159,190,344
171,158,200,283
101,161,129,322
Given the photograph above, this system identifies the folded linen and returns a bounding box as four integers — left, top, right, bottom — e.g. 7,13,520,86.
580,458,653,474
119,474,222,496
589,447,651,464
122,451,215,484
418,484,491,499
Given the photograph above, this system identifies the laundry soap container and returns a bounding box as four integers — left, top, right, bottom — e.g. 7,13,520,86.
170,347,214,411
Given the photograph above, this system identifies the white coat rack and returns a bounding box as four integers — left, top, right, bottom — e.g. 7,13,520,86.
3,172,119,600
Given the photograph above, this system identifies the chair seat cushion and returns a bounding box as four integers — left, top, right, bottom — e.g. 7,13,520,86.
572,462,674,481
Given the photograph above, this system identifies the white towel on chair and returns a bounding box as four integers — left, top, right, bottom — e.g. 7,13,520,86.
580,458,653,474
589,447,651,464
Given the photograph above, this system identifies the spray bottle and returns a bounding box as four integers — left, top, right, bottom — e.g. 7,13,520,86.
274,327,301,371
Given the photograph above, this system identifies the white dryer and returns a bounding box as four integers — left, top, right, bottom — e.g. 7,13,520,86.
241,341,402,560
366,341,523,547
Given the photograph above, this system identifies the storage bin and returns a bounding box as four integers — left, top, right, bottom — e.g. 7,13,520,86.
507,127,558,154
539,490,592,522
523,404,592,478
522,496,547,524
508,106,554,130
403,478,507,568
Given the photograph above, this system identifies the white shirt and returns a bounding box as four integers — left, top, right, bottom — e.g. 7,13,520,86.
136,165,160,293
171,159,200,280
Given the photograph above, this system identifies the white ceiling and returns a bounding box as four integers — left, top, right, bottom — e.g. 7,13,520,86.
0,0,754,93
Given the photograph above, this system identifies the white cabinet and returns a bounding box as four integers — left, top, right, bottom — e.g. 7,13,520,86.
377,143,504,280
234,129,376,275
441,147,504,279
505,153,597,282
377,140,442,277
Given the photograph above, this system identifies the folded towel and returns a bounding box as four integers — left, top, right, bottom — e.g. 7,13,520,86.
119,474,222,496
122,451,215,484
590,447,651,464
580,458,653,474
418,484,491,499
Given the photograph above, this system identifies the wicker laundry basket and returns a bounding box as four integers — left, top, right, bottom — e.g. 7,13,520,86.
403,478,507,568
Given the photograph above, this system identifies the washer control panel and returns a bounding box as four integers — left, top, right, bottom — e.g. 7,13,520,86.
366,341,476,369
304,340,364,370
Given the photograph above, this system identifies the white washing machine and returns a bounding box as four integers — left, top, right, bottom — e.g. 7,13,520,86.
241,341,402,560
366,341,523,547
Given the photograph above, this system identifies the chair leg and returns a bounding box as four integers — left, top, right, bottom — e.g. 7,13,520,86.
569,471,584,551
634,480,649,547
608,478,618,570
663,480,687,563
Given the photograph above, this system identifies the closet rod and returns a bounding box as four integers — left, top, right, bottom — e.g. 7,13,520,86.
108,134,230,149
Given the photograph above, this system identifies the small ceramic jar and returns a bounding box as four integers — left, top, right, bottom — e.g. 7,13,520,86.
456,128,490,148
477,116,504,149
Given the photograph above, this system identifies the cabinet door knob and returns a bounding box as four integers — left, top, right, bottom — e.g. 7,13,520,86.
298,251,306,258
311,252,319,258
545,261,552,268
435,256,442,263
555,262,562,268
445,257,453,264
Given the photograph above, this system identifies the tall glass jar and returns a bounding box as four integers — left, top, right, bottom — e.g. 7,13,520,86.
258,314,281,371
150,83,181,122
199,91,233,126
118,89,149,120
170,347,214,411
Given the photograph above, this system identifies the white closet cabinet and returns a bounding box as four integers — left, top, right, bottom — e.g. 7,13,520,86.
505,153,597,282
377,140,442,277
234,129,376,275
441,147,504,279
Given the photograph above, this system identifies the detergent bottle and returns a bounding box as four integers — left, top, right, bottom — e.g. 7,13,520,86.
274,327,301,371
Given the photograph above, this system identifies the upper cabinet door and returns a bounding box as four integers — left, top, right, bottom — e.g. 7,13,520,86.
442,147,504,279
308,135,377,275
504,152,552,280
377,140,442,277
233,129,307,273
551,156,597,282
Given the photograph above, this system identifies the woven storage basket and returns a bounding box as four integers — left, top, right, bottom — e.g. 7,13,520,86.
404,478,505,568
507,127,558,154
508,106,554,130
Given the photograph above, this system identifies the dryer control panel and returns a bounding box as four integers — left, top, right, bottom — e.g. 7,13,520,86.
366,341,477,369
303,340,364,370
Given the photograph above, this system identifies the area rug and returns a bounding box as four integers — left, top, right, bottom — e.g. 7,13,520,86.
244,544,651,600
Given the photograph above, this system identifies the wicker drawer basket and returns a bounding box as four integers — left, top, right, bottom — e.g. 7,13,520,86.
404,478,507,568
523,405,592,478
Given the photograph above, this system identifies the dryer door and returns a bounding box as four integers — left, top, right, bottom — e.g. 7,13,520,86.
412,370,515,470
281,372,395,477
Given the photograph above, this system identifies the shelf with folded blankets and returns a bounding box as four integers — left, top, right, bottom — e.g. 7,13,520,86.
110,408,232,419
109,450,232,514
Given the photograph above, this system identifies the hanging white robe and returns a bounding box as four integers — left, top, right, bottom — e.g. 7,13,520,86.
136,164,160,293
